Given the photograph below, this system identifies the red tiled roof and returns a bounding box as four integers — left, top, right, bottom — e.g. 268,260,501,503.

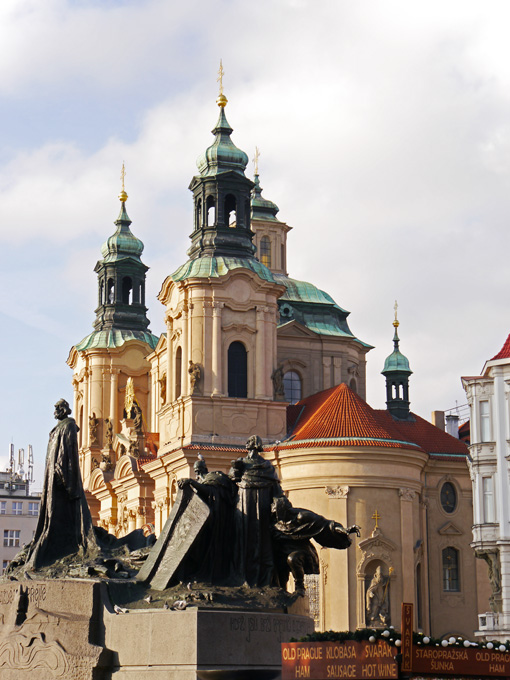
375,410,468,455
491,333,510,360
279,383,468,457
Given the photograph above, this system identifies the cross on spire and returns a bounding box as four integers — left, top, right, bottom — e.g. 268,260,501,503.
217,59,225,96
253,146,260,175
371,509,381,529
394,300,399,328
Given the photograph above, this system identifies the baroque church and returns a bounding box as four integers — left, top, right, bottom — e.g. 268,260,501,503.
67,82,489,637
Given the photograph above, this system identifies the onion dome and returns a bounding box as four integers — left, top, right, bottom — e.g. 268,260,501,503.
251,174,280,221
382,320,412,375
100,200,144,263
196,106,249,177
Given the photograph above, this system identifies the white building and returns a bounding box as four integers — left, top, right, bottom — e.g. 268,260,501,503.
0,468,40,574
462,334,510,639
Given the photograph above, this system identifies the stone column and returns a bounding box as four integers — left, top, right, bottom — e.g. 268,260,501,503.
333,357,342,386
181,305,189,397
165,315,173,403
83,367,90,448
211,302,223,396
255,306,266,399
110,369,119,431
322,357,332,390
203,302,213,395
399,488,416,604
264,306,274,399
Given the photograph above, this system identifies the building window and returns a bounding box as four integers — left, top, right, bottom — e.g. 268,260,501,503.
3,530,20,547
283,371,302,404
12,502,22,516
442,547,460,591
480,400,491,442
0,501,6,515
260,236,271,267
122,276,133,304
228,341,248,398
206,195,215,226
440,482,457,514
483,476,495,523
28,502,39,517
225,194,237,226
2,560,10,574
175,347,182,399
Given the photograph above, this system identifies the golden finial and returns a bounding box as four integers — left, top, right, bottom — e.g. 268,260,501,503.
253,147,260,175
371,509,381,529
393,300,399,328
216,59,228,108
119,162,128,202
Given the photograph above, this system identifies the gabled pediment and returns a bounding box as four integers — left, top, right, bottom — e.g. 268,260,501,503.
358,528,397,554
277,320,317,338
438,521,463,536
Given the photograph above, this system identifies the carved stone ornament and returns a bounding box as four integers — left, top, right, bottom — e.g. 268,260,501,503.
325,485,349,499
399,488,416,501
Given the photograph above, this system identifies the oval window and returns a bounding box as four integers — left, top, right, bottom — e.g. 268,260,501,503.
440,482,457,514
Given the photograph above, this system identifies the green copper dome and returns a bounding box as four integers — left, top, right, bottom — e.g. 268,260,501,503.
196,107,249,177
172,255,276,283
251,174,280,222
100,203,144,263
382,327,412,374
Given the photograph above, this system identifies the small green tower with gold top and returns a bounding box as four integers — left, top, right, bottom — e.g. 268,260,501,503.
382,302,413,420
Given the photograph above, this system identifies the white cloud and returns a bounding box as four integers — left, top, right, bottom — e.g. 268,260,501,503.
1,0,510,439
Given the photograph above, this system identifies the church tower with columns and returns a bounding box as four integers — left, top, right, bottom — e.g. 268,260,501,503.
67,172,158,506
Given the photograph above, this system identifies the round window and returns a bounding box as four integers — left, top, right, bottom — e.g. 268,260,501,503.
440,482,457,514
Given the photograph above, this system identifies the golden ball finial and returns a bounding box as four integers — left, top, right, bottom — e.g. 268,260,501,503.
216,93,228,108
118,190,128,202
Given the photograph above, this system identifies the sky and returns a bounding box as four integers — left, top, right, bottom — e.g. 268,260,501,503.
1,0,510,488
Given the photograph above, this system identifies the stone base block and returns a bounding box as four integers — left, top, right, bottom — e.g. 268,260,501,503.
0,579,313,680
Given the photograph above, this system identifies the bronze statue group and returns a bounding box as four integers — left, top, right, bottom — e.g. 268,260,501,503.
10,401,360,596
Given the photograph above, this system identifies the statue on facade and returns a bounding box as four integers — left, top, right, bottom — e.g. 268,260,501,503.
124,377,135,418
271,496,360,593
188,360,201,394
132,402,143,434
158,375,167,404
25,399,97,570
271,365,285,399
366,566,391,626
229,435,283,586
104,417,114,448
88,412,99,446
129,440,140,459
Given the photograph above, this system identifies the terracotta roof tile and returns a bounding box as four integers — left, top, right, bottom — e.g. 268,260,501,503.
375,410,468,455
279,382,468,457
491,333,510,361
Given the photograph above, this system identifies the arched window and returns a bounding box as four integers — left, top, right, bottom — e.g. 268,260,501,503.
107,278,115,303
260,236,271,267
349,378,357,393
175,347,182,399
122,277,132,304
196,198,202,230
283,371,302,404
206,195,215,226
225,194,236,226
228,341,247,398
442,547,460,591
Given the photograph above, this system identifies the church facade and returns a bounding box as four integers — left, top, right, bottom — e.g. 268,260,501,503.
67,88,488,637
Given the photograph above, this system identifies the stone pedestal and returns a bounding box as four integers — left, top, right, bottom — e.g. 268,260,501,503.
0,580,314,680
